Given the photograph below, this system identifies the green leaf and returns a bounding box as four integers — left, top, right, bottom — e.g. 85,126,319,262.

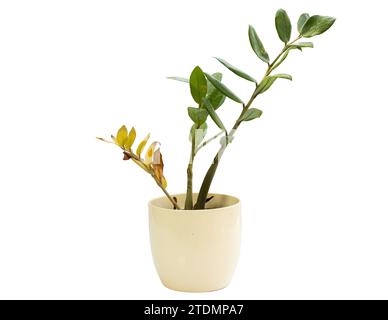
272,73,292,81
254,74,292,96
202,98,226,131
167,76,189,83
206,72,226,110
189,66,207,104
297,13,310,33
205,73,243,104
215,57,257,83
289,42,314,51
248,25,270,64
275,9,292,44
187,107,208,125
239,108,263,122
301,15,336,38
271,50,289,72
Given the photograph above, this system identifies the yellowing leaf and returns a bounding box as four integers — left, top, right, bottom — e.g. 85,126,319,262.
116,125,128,148
136,133,150,157
145,142,159,166
124,127,136,151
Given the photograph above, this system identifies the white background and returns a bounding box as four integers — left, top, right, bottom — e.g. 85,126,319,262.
0,0,387,299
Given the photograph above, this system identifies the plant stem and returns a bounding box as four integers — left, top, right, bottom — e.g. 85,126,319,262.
123,150,181,210
184,130,196,209
194,36,301,209
194,131,224,156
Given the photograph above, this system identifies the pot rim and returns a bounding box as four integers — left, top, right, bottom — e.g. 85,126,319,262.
148,193,241,214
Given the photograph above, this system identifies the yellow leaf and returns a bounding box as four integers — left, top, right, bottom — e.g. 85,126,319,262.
116,125,128,148
124,127,136,151
144,142,159,166
136,133,150,157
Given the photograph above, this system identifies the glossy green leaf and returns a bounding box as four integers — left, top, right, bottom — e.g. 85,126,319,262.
239,108,263,122
215,57,256,83
206,72,226,110
297,13,310,33
187,107,208,125
248,25,270,63
189,66,207,104
202,98,226,131
167,76,189,83
275,9,292,44
301,15,336,38
205,73,243,104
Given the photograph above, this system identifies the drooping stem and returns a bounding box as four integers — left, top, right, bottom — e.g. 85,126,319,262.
122,150,182,210
194,36,301,209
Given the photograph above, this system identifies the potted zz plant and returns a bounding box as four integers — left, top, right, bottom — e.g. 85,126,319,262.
98,9,335,292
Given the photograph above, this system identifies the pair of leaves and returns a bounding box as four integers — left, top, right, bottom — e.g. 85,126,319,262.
299,14,336,38
115,125,136,151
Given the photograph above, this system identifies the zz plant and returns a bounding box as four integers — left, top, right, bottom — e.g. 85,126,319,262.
98,9,336,210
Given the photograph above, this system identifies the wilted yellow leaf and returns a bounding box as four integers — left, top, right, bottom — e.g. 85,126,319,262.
124,127,136,151
116,125,128,148
136,133,150,157
152,148,166,188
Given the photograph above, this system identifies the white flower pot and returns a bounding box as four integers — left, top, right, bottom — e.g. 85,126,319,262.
148,193,241,292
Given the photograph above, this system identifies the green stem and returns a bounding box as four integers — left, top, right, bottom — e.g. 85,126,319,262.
194,36,301,209
184,127,197,209
194,131,224,156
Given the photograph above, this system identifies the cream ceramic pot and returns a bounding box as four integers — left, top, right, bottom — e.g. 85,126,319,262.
148,193,241,292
